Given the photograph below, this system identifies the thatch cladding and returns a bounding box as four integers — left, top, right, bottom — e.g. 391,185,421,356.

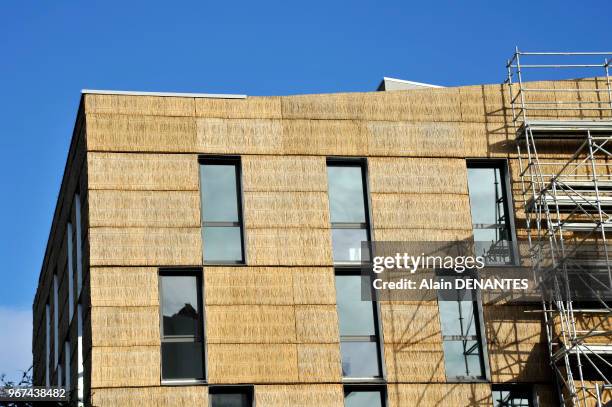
88,152,199,191
89,267,159,307
365,121,466,158
384,343,446,382
84,94,195,117
88,190,200,228
255,384,344,407
488,342,549,382
387,383,492,407
246,228,332,266
90,346,160,388
296,344,342,382
242,155,327,192
207,343,299,383
206,305,297,344
295,305,340,343
244,191,330,229
380,302,442,345
282,119,368,156
484,305,545,346
371,193,472,230
195,96,282,119
91,386,208,407
553,312,612,344
197,118,283,154
369,157,469,195
89,227,202,266
372,228,473,242
458,85,487,123
86,113,197,152
90,306,160,347
203,267,336,305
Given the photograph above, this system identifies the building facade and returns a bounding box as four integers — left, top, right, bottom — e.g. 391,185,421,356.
32,77,610,406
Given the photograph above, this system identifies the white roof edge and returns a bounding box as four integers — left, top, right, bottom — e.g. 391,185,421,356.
382,77,444,88
81,89,247,99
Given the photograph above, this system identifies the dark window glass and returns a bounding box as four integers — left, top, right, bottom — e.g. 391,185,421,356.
200,159,244,263
335,273,382,379
328,166,367,223
159,270,204,381
327,161,370,264
467,162,515,265
202,227,243,262
492,385,533,407
201,164,239,222
161,342,204,380
210,387,253,407
161,276,199,336
344,387,385,407
340,341,381,377
438,287,486,380
336,275,375,336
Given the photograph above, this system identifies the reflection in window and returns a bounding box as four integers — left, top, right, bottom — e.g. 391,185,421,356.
327,162,370,263
200,159,244,263
209,386,253,407
492,385,533,407
344,386,386,407
160,271,204,381
438,287,486,380
336,274,382,378
467,162,514,265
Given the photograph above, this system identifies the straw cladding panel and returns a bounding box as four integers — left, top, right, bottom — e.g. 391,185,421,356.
88,190,200,228
207,344,298,383
384,343,446,382
369,157,469,195
296,344,342,382
255,384,344,407
88,152,199,191
196,118,283,154
206,305,297,344
90,346,160,388
195,96,282,119
90,306,160,347
373,228,473,242
295,305,340,343
86,113,197,152
91,386,207,407
242,155,327,192
282,119,368,156
381,302,442,345
246,228,332,266
243,191,329,229
488,342,549,382
387,383,493,407
88,227,202,266
84,94,195,116
484,305,545,346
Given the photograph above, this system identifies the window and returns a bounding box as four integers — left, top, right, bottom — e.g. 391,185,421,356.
76,304,84,402
200,158,245,264
492,385,533,407
344,385,386,407
159,270,205,382
209,386,253,407
64,341,71,390
67,222,74,319
335,272,382,379
327,160,371,264
45,303,50,388
53,273,59,370
467,161,515,265
438,284,487,381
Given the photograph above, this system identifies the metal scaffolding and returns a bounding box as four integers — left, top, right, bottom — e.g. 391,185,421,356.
507,49,612,406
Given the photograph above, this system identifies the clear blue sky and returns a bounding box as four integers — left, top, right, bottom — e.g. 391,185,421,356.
0,0,609,312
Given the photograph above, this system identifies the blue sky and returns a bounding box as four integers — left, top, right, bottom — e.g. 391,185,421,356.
0,0,609,377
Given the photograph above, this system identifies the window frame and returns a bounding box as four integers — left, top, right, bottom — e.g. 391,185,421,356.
199,156,246,265
437,271,491,383
343,384,388,407
327,158,373,266
158,268,206,385
209,385,254,407
335,268,386,383
491,384,534,407
466,159,519,266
